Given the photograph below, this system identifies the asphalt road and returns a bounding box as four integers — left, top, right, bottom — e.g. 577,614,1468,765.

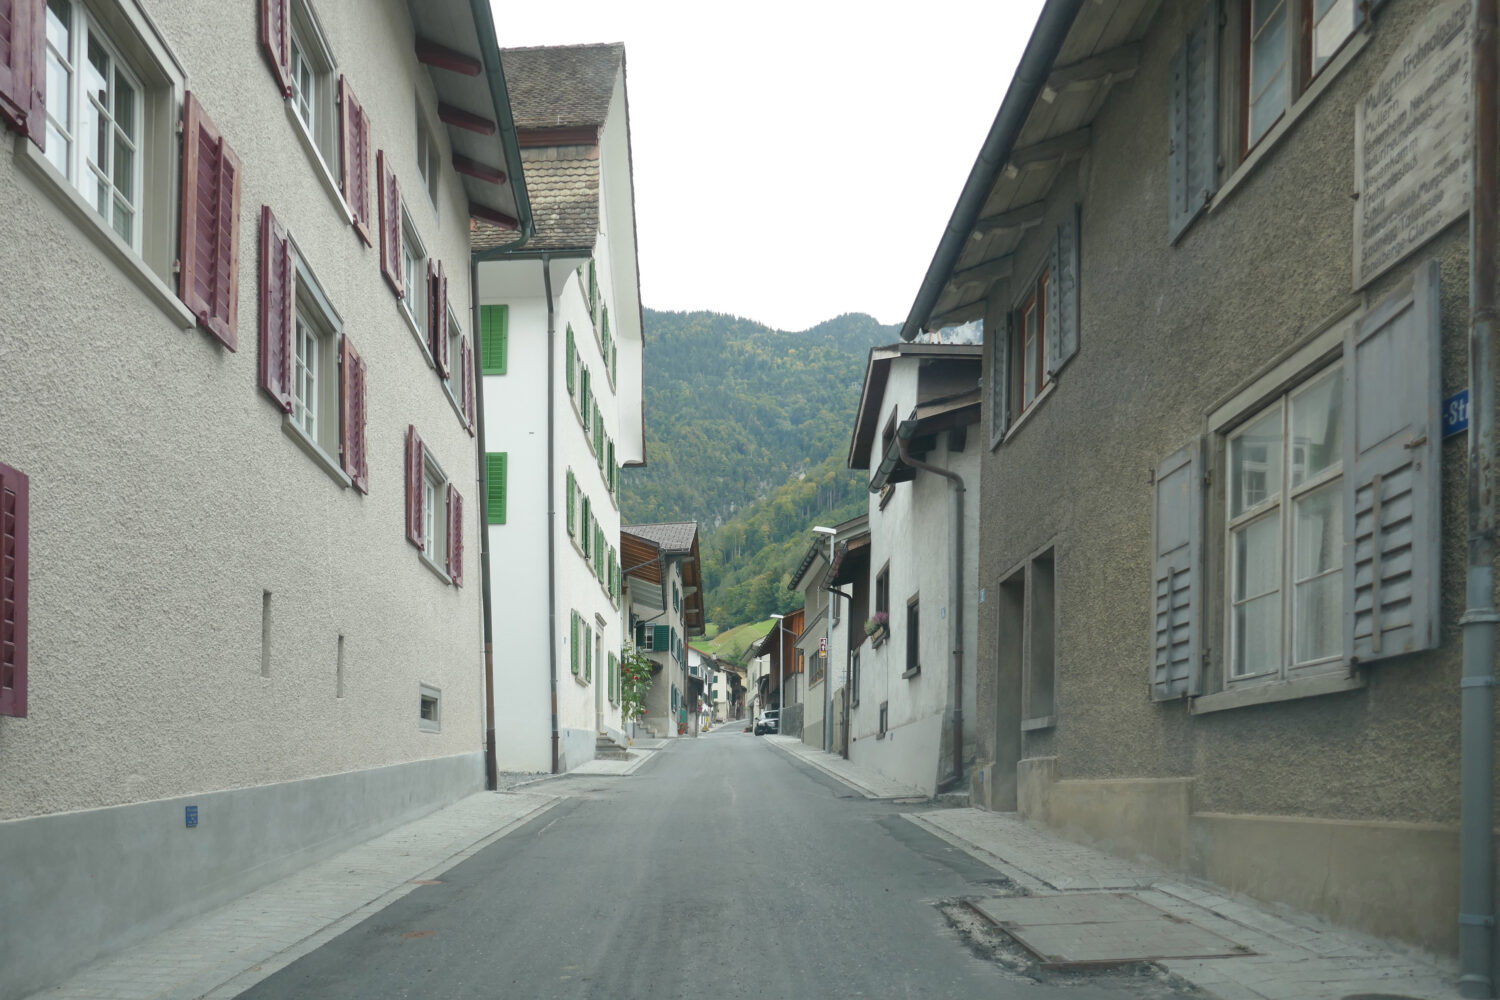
234,729,1189,1000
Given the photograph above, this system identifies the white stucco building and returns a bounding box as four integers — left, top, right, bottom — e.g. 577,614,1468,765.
790,515,866,753
474,43,643,773
622,522,704,739
844,344,982,796
0,1,530,995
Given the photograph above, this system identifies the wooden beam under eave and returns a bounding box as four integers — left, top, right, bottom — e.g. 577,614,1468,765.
927,298,988,331
415,39,482,76
471,204,519,230
452,153,506,185
971,203,1046,238
438,102,496,135
1045,41,1142,93
1009,126,1091,168
952,255,1013,290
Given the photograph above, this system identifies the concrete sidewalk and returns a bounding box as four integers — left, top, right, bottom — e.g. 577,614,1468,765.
777,737,1459,1000
25,790,560,1000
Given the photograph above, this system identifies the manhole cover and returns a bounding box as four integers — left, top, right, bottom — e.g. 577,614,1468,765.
969,892,1253,969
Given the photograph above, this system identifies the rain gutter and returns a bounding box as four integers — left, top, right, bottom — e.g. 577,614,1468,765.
542,254,560,773
471,258,497,791
897,0,1085,341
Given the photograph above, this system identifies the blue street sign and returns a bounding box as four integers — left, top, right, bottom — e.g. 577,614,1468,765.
1443,389,1470,439
185,805,198,828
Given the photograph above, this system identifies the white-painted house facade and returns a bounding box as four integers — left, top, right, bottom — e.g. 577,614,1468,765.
622,521,704,739
845,344,982,796
474,43,643,773
0,1,530,995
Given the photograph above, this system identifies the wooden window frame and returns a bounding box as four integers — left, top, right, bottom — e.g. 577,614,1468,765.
903,593,920,678
1014,268,1050,417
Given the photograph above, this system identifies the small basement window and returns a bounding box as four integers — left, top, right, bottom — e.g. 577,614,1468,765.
419,684,440,732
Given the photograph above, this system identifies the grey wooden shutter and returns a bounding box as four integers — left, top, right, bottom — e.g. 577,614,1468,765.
1168,0,1219,244
1343,260,1441,664
1047,204,1081,377
1152,440,1202,700
989,315,1012,448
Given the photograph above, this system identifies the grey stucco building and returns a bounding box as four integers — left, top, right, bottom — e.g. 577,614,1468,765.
0,1,529,995
900,0,1485,966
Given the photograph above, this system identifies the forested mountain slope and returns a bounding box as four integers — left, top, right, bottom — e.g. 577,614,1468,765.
622,308,897,632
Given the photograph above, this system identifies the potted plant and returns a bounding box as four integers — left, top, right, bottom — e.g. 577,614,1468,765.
864,612,889,644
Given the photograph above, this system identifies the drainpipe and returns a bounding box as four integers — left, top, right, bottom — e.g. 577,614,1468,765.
543,255,561,774
1460,0,1498,993
472,257,498,791
896,430,966,785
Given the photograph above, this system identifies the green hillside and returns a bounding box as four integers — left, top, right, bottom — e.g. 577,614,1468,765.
622,308,895,632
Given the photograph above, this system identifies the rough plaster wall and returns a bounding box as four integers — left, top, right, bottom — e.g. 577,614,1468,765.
0,0,486,820
975,0,1470,825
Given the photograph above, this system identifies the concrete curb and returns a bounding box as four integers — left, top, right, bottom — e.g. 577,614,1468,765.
762,737,928,801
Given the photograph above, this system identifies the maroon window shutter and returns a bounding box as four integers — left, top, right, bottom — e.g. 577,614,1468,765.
179,92,243,351
0,0,44,149
406,425,424,548
429,260,450,378
447,485,464,586
0,461,28,718
258,0,292,97
460,337,476,435
258,205,294,412
377,150,403,297
340,335,369,493
338,77,371,245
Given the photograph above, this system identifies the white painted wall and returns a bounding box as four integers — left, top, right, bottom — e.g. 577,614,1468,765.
847,361,981,795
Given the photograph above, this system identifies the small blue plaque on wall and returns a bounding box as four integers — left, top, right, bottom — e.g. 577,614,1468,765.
1444,389,1470,439
185,805,198,828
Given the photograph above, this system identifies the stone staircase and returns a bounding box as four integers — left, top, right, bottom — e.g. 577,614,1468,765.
595,733,631,761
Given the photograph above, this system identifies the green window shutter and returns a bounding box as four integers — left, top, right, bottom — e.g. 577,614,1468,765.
602,304,609,343
585,634,593,682
653,624,670,651
588,260,598,317
581,498,592,558
565,326,576,396
611,343,617,382
570,612,580,676
566,469,576,536
485,453,508,525
581,368,591,416
480,305,508,375
635,621,646,646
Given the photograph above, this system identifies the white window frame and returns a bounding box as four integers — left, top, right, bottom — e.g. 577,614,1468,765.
21,0,188,325
415,98,441,211
418,683,441,732
280,239,348,485
401,208,429,345
418,449,451,582
1224,361,1345,685
441,302,466,424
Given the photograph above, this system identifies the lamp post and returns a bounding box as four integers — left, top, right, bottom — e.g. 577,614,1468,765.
769,613,788,732
813,525,837,753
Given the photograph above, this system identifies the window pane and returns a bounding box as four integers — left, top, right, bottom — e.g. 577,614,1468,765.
1235,593,1282,676
45,1,73,176
1022,304,1039,407
1234,512,1281,600
1289,367,1342,486
1230,407,1282,517
1293,480,1342,663
1312,0,1356,73
1249,0,1288,144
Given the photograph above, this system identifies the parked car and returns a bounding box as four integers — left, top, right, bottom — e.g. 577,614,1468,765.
755,710,779,735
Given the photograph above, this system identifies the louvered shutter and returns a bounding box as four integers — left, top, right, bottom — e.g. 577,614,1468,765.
338,78,372,245
447,485,464,586
1046,204,1081,377
635,621,645,646
0,461,28,718
1168,0,1219,244
571,611,580,675
0,0,43,148
339,335,369,493
429,260,449,378
259,0,291,96
654,624,670,651
480,305,508,375
1151,440,1202,700
258,206,294,412
485,452,507,525
989,315,1012,447
566,468,576,535
377,150,403,297
460,337,476,435
406,425,424,548
1344,260,1442,664
180,93,243,350
585,634,593,683
565,325,576,395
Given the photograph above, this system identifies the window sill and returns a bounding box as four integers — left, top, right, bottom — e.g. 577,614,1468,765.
1021,714,1055,732
574,672,591,687
1191,670,1365,715
282,416,352,488
1208,30,1370,220
418,719,440,733
418,551,452,585
902,666,921,680
441,379,466,427
999,381,1056,448
400,304,436,368
16,135,194,331
284,101,355,230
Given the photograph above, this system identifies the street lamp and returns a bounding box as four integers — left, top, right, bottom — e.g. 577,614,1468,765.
769,613,786,731
813,525,837,754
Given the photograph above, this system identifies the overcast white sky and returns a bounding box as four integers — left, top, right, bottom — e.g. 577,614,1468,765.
491,2,1046,332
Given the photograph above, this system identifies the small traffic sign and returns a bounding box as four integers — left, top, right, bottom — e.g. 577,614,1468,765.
819,637,827,653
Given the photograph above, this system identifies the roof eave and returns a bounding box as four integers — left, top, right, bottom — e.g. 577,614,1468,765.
467,0,533,253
